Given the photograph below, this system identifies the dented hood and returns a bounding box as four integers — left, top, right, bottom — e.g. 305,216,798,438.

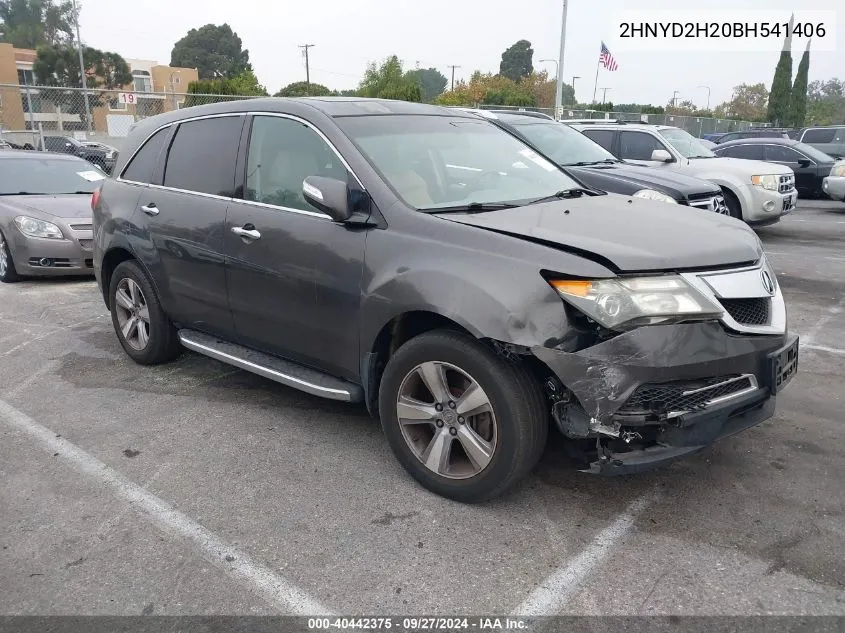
441,194,762,272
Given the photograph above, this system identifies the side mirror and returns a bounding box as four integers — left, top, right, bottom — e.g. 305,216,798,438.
302,176,352,222
651,149,674,162
796,159,812,168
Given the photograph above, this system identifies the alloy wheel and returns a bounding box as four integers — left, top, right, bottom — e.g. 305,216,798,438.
396,361,498,480
114,278,151,351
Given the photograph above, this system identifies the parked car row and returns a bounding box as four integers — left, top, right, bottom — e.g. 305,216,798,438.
0,135,118,174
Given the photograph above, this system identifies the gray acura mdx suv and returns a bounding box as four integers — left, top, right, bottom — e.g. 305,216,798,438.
93,98,798,502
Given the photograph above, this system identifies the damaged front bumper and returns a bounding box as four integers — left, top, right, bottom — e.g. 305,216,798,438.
532,322,799,474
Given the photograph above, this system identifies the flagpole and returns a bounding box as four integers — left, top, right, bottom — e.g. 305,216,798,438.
592,55,600,104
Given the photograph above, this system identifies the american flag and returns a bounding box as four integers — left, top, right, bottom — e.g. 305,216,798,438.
599,42,618,71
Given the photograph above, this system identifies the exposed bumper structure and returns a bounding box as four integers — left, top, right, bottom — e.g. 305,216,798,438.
532,322,798,474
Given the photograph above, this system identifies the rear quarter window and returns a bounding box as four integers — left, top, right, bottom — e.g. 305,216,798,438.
121,127,170,184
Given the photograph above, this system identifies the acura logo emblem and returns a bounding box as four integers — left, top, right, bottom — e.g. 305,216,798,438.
761,270,775,295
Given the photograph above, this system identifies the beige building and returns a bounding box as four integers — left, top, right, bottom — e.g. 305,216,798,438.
0,43,198,139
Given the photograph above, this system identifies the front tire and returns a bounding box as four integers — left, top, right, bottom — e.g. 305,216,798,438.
378,330,548,503
109,260,181,365
0,229,21,283
721,188,743,220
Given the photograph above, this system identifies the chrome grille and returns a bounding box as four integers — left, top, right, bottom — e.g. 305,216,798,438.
616,375,757,419
720,298,770,325
779,174,795,194
688,195,729,215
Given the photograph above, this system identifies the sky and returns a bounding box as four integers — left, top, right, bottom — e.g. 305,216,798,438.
77,0,841,108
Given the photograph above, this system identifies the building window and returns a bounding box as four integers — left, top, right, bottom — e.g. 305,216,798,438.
109,97,127,111
132,70,153,93
20,92,43,113
17,69,35,85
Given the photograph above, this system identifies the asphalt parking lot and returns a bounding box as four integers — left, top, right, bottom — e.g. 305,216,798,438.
1,200,844,617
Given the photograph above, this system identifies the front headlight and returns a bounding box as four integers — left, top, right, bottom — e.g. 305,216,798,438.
751,174,780,191
14,216,64,239
632,188,677,204
830,164,845,178
549,275,723,331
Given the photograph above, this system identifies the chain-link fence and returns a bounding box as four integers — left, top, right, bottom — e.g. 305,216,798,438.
1,83,761,150
0,83,263,152
475,103,759,136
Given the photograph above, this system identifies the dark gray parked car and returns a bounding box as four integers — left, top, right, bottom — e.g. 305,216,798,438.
92,98,799,502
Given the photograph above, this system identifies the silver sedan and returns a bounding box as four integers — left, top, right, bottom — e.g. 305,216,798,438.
823,160,845,202
0,151,104,283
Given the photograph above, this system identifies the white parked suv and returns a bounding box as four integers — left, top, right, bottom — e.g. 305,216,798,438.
570,122,798,225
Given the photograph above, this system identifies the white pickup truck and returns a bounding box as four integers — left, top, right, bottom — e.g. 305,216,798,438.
570,122,798,225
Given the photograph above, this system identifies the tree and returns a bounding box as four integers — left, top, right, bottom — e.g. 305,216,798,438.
0,0,73,48
767,17,794,125
788,41,810,127
405,67,447,103
714,83,769,121
275,81,334,97
33,44,131,126
170,23,251,80
499,39,533,82
519,70,572,108
806,78,845,125
227,69,267,96
435,72,536,107
358,55,421,102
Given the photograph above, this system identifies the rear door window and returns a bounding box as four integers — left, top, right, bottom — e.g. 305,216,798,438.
580,129,615,152
721,144,764,160
163,116,244,197
121,127,170,184
802,128,836,143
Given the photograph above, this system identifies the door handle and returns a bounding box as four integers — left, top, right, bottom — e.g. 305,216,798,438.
231,226,261,240
141,203,159,216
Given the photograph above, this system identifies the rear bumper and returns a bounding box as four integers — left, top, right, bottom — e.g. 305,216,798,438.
532,322,798,473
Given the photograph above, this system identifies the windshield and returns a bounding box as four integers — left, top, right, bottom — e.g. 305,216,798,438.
0,157,105,195
659,127,716,159
511,120,617,166
797,143,837,163
335,115,581,210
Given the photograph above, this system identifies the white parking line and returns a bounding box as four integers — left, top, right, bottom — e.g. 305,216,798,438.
511,487,659,616
803,343,845,356
802,296,845,347
2,360,61,399
0,397,334,616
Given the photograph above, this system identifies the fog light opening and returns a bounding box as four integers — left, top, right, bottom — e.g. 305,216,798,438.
39,258,53,267
763,200,776,212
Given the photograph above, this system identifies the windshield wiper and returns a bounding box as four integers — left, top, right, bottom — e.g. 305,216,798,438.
425,202,520,214
565,159,619,166
527,187,599,205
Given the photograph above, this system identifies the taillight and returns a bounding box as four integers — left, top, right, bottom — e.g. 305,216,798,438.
91,187,101,211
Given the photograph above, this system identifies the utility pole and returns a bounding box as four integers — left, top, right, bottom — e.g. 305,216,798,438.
554,0,569,119
600,87,611,104
447,65,461,91
299,44,315,95
71,0,92,134
672,90,680,108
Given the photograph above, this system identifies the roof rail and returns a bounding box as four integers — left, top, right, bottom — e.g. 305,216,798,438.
565,119,626,124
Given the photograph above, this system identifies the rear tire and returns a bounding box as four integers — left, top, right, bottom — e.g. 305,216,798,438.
0,229,21,283
378,330,548,503
109,260,181,365
721,188,743,221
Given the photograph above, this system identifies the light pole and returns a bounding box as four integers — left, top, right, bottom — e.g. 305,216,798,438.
672,90,680,108
571,75,580,105
600,87,611,104
71,0,92,134
697,85,711,111
554,0,569,119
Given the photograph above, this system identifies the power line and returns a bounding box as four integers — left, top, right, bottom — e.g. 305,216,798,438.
298,44,315,94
